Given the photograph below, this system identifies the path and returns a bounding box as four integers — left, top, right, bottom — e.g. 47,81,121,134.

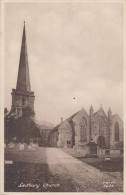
5,147,123,192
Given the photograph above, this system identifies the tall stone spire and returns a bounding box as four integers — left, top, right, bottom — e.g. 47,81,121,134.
16,21,31,92
11,22,35,118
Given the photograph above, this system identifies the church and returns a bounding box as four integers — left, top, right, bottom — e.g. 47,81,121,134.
4,22,41,143
48,106,123,154
6,23,123,152
10,22,35,118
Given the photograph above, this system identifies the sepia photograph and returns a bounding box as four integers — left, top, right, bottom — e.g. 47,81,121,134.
1,0,125,193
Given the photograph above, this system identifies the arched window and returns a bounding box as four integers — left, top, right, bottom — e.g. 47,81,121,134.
99,117,105,136
80,117,87,142
115,122,119,141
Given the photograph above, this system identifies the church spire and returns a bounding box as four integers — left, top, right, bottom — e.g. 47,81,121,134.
11,22,35,118
16,22,31,92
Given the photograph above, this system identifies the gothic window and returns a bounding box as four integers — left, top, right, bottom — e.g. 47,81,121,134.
80,117,87,142
67,141,71,145
99,117,104,136
115,122,119,141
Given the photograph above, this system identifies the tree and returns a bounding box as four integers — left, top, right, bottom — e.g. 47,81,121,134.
4,107,41,143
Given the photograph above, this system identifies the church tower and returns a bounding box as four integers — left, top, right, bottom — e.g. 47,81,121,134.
11,22,35,118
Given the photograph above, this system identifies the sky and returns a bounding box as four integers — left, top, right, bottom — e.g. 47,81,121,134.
4,2,123,125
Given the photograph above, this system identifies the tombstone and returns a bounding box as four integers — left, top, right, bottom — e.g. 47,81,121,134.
8,142,15,149
105,157,111,161
97,147,105,157
110,149,120,157
27,144,32,150
31,143,37,150
5,160,13,164
87,141,97,155
30,138,33,143
24,143,27,150
19,143,25,151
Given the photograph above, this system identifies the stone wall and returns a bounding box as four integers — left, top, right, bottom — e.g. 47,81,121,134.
49,130,58,147
57,121,73,148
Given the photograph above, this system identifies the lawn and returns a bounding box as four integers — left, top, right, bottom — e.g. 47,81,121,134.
4,162,77,192
78,157,123,172
62,148,123,172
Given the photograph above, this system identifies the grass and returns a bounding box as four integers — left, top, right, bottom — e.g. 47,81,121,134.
62,148,123,172
4,147,123,192
78,157,123,172
4,162,78,192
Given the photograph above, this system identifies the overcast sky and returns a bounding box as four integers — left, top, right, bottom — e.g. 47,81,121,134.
4,2,123,125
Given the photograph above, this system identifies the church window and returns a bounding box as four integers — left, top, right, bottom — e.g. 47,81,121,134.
80,117,87,142
67,141,71,145
99,118,104,136
115,122,119,141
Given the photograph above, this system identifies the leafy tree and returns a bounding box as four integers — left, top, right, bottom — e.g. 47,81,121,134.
4,107,41,143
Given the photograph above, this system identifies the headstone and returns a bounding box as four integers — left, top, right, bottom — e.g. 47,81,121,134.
110,149,120,157
27,145,32,150
31,143,37,150
5,160,13,164
105,157,111,161
8,142,15,149
19,143,25,151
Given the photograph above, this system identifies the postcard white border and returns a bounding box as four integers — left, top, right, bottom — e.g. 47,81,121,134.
0,0,125,195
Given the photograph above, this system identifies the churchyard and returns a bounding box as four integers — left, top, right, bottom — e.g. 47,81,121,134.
62,148,123,172
5,145,123,192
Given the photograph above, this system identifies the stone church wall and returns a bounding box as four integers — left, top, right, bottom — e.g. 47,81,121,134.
49,107,123,151
72,109,90,149
57,121,73,148
110,115,123,148
91,114,109,147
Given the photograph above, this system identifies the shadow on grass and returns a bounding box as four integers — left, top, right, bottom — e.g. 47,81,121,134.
4,148,80,192
4,162,79,192
5,162,49,192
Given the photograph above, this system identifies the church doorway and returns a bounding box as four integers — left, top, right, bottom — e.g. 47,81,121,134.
67,140,71,148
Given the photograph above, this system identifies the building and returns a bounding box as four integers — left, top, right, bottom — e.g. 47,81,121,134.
40,128,52,146
48,106,123,154
10,22,35,118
